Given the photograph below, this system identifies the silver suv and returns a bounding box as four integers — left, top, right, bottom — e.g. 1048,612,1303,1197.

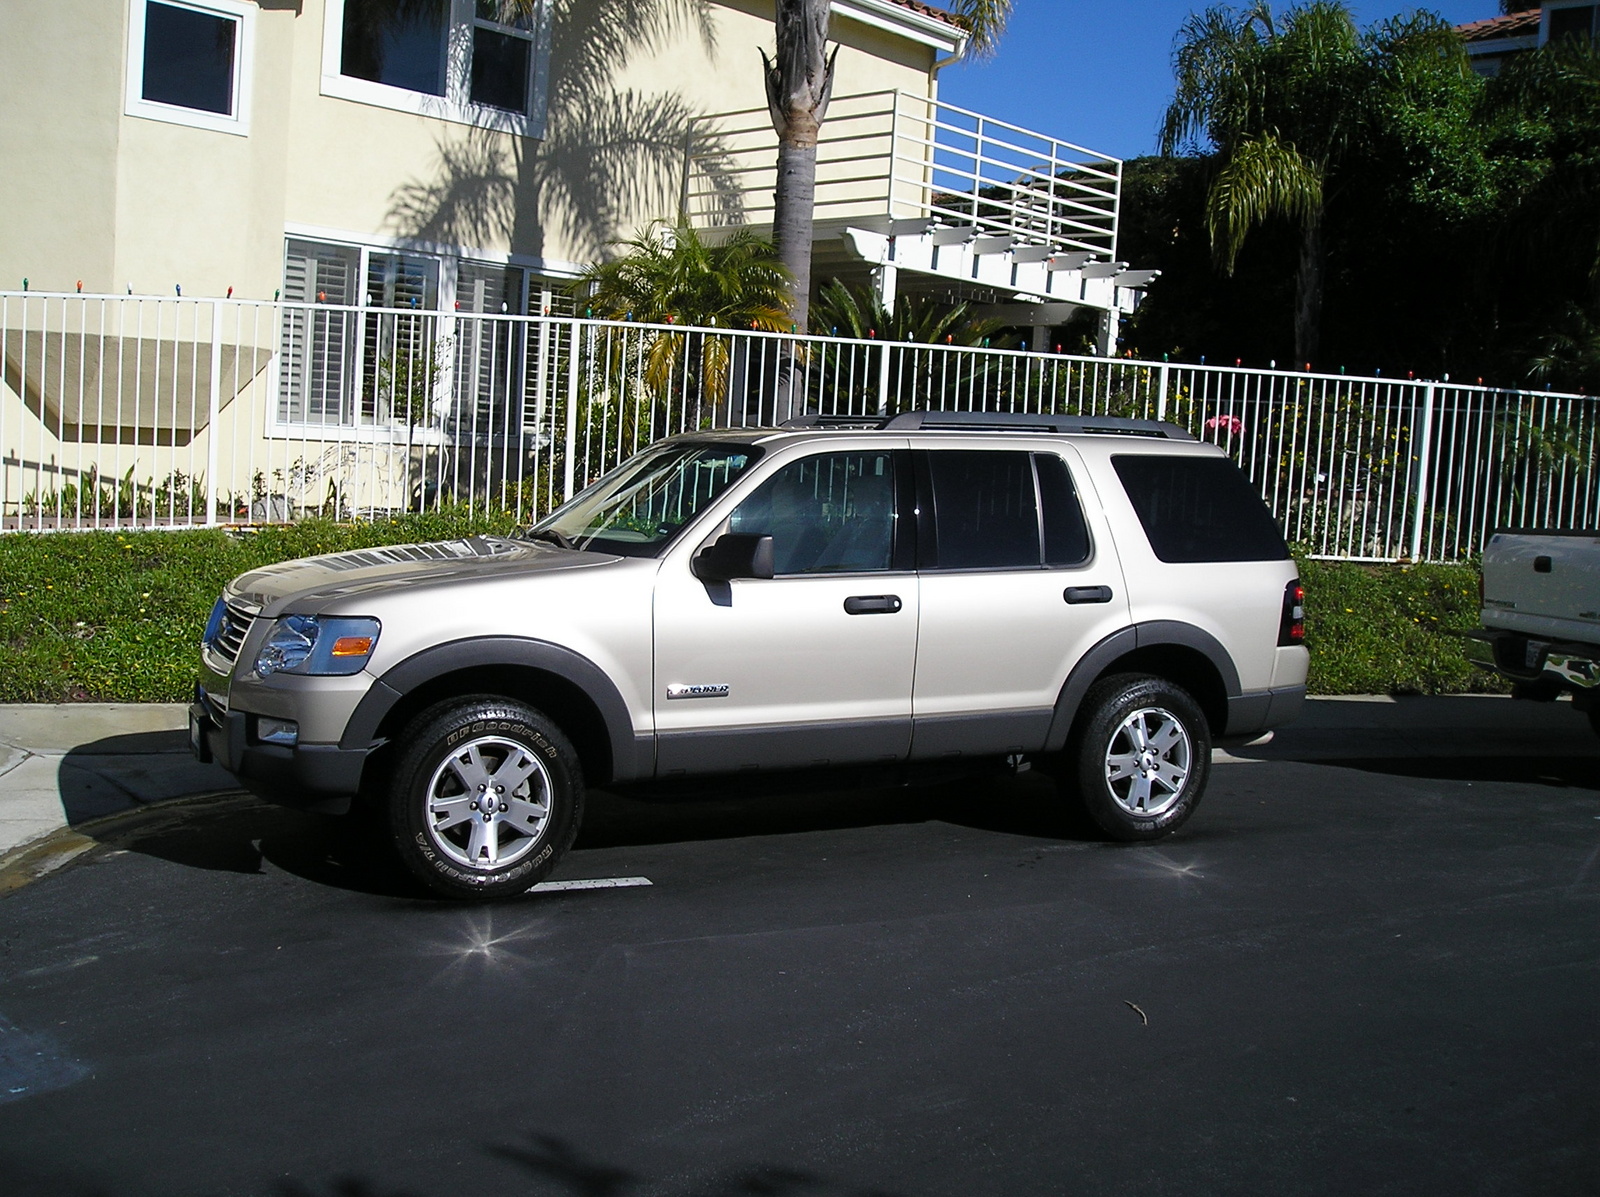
191,411,1309,898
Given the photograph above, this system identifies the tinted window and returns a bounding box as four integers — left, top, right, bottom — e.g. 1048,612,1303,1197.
927,451,1040,570
341,0,447,95
729,452,896,574
143,2,237,115
1113,455,1289,563
1035,453,1091,566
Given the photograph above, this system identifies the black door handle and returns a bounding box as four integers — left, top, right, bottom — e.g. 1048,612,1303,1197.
1064,585,1113,604
844,594,903,615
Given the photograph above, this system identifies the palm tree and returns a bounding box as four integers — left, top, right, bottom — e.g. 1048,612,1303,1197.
764,1,1014,334
575,218,791,419
1161,2,1467,364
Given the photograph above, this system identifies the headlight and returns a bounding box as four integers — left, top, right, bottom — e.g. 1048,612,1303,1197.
255,615,380,677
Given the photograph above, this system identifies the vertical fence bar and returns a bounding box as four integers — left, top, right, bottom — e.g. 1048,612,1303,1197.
205,300,223,525
1408,382,1437,562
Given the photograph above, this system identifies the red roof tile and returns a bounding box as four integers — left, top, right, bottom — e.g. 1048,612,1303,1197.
1455,10,1541,43
888,0,964,29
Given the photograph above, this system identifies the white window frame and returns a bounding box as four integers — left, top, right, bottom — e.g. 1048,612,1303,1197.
124,0,255,137
319,0,551,137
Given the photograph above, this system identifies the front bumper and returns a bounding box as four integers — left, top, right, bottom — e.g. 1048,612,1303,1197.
1463,629,1600,697
190,690,371,814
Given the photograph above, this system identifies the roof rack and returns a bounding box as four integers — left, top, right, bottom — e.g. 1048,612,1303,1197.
882,410,1195,440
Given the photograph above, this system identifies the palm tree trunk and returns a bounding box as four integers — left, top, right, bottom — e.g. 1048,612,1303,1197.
1294,206,1324,367
764,0,836,337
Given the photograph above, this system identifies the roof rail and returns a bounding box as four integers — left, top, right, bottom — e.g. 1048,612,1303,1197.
882,410,1195,440
779,414,884,429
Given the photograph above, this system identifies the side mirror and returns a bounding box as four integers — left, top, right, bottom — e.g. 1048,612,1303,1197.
693,533,775,582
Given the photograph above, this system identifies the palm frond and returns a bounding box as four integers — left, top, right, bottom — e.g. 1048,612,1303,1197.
1206,132,1324,272
947,0,1014,60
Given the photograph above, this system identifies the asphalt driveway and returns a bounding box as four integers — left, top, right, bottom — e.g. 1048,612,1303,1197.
0,695,1595,1196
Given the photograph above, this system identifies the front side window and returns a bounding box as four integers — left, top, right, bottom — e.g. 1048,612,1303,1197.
728,452,899,575
531,444,762,558
126,0,254,135
323,0,551,133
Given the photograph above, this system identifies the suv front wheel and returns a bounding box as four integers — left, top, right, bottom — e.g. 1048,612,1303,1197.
389,697,585,900
1068,673,1211,841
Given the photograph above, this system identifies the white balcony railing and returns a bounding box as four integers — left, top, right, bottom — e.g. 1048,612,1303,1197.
684,90,1123,258
4,291,1596,561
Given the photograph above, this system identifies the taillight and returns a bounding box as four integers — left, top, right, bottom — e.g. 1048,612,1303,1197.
1280,578,1305,646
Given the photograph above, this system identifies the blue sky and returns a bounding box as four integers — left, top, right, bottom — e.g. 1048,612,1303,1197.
937,1,1500,160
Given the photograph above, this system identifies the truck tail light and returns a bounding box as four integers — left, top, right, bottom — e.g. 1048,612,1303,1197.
1280,579,1305,646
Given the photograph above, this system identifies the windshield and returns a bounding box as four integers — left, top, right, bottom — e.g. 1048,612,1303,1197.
528,442,762,557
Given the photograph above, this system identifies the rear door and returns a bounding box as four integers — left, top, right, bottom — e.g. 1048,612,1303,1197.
909,445,1130,759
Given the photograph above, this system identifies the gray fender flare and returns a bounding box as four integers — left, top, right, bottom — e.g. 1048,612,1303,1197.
1043,621,1241,752
340,637,645,784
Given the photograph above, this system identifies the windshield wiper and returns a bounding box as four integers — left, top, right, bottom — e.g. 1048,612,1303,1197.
527,528,576,550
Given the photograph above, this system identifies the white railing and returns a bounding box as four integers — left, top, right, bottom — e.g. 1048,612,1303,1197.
684,90,1122,258
3,291,1595,559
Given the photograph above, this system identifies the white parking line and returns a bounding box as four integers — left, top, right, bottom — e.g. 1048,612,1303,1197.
529,876,653,893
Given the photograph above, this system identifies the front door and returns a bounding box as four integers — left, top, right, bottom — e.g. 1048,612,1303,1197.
652,447,918,775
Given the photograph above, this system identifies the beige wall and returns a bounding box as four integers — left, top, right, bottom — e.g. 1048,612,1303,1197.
0,1,125,295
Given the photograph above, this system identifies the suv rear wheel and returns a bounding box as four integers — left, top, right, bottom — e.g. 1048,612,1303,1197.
1068,673,1211,841
388,697,584,900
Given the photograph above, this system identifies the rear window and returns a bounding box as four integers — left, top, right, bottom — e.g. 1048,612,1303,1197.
1112,455,1289,563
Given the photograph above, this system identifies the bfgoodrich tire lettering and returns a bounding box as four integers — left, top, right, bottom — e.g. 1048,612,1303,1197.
1068,673,1211,841
389,697,584,900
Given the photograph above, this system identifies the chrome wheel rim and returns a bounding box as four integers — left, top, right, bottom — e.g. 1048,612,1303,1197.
424,735,553,870
1103,706,1192,818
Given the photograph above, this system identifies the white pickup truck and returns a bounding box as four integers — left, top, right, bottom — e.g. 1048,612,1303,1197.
1464,529,1600,735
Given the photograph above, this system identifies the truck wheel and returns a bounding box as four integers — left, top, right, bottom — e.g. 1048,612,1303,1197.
388,697,584,900
1068,673,1211,841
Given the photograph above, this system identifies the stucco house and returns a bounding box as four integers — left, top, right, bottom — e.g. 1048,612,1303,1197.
1458,1,1598,75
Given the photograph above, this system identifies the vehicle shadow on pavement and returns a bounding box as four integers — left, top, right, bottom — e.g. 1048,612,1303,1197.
67,767,1106,900
55,728,234,828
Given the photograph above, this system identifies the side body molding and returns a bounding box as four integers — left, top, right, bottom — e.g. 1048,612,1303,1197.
1043,621,1241,752
340,637,647,784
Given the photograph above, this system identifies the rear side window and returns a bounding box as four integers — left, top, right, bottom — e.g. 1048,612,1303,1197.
1112,455,1289,563
926,451,1040,569
1035,453,1091,566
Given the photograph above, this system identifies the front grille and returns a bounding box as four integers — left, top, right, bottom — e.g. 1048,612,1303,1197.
210,600,258,668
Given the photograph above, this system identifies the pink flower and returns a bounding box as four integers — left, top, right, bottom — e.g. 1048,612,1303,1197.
1204,414,1245,437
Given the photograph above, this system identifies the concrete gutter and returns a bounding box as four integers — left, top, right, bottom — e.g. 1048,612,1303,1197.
0,704,235,861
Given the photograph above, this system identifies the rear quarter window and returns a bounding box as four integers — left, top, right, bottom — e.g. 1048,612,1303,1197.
1112,454,1289,563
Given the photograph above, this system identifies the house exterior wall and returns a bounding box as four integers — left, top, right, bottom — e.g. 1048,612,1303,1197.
0,1,945,304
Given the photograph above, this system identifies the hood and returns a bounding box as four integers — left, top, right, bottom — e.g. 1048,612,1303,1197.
227,536,615,613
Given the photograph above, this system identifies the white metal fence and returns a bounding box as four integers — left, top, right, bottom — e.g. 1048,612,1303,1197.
3,291,1595,559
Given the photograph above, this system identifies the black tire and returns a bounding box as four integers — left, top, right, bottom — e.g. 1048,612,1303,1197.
388,697,584,900
1588,702,1600,741
1067,673,1211,842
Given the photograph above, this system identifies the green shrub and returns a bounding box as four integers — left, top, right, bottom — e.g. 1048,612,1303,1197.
1298,558,1505,696
0,509,518,703
0,520,1503,703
